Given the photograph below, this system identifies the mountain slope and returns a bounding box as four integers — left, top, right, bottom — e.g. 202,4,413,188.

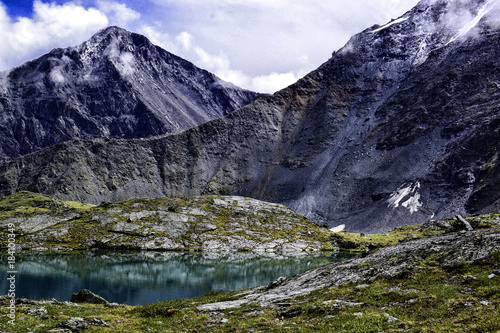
1,0,500,232
0,26,258,163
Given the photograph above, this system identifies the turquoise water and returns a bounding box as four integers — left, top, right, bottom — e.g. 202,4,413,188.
1,251,353,305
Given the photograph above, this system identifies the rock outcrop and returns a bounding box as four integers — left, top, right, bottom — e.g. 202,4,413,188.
1,1,500,232
70,290,109,305
0,192,331,252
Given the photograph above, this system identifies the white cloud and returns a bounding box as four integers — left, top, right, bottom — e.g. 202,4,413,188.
444,0,498,44
151,31,308,93
0,1,108,70
176,31,194,51
486,1,500,27
143,0,420,92
50,67,65,84
0,0,422,92
136,25,179,54
117,52,135,76
97,0,140,27
250,72,300,94
103,36,136,76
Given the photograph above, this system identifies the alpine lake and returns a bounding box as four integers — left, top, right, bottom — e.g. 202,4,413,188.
1,251,354,305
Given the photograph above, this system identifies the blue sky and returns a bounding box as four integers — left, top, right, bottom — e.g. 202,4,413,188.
0,0,420,93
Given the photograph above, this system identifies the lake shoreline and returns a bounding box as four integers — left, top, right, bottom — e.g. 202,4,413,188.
1,223,499,332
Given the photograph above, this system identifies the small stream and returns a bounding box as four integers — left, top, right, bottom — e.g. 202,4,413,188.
1,251,354,305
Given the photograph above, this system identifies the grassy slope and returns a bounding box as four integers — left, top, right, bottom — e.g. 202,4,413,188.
0,191,95,218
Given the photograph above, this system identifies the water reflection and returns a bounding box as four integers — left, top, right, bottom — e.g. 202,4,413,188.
1,251,353,305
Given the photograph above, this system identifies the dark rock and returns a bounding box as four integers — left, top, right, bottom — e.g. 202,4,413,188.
87,318,110,327
278,306,302,318
384,313,401,323
70,289,109,305
462,275,478,284
53,317,110,332
266,276,287,290
25,306,48,316
330,300,364,308
355,284,370,290
307,305,324,314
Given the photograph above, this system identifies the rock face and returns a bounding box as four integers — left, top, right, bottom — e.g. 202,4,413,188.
0,26,258,163
0,192,330,252
1,0,500,232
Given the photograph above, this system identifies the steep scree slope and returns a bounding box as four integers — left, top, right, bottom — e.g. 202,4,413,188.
0,26,258,163
1,0,500,232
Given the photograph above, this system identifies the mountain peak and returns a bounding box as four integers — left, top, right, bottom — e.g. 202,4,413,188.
96,25,128,36
85,26,149,48
76,26,151,66
0,27,258,163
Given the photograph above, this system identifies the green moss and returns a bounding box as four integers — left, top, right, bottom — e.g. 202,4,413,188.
0,191,95,219
326,213,500,253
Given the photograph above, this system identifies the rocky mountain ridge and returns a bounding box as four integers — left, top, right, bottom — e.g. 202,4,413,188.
0,26,258,163
1,0,500,232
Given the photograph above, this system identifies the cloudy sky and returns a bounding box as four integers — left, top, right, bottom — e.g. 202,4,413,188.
0,0,420,93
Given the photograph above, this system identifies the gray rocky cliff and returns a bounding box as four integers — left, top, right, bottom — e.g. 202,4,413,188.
1,0,500,232
0,26,258,163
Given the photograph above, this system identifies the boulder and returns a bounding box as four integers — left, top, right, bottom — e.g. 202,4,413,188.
70,289,109,305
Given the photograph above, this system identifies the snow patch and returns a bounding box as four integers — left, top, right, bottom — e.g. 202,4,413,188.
387,182,422,214
329,224,345,233
371,16,409,33
401,192,422,214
